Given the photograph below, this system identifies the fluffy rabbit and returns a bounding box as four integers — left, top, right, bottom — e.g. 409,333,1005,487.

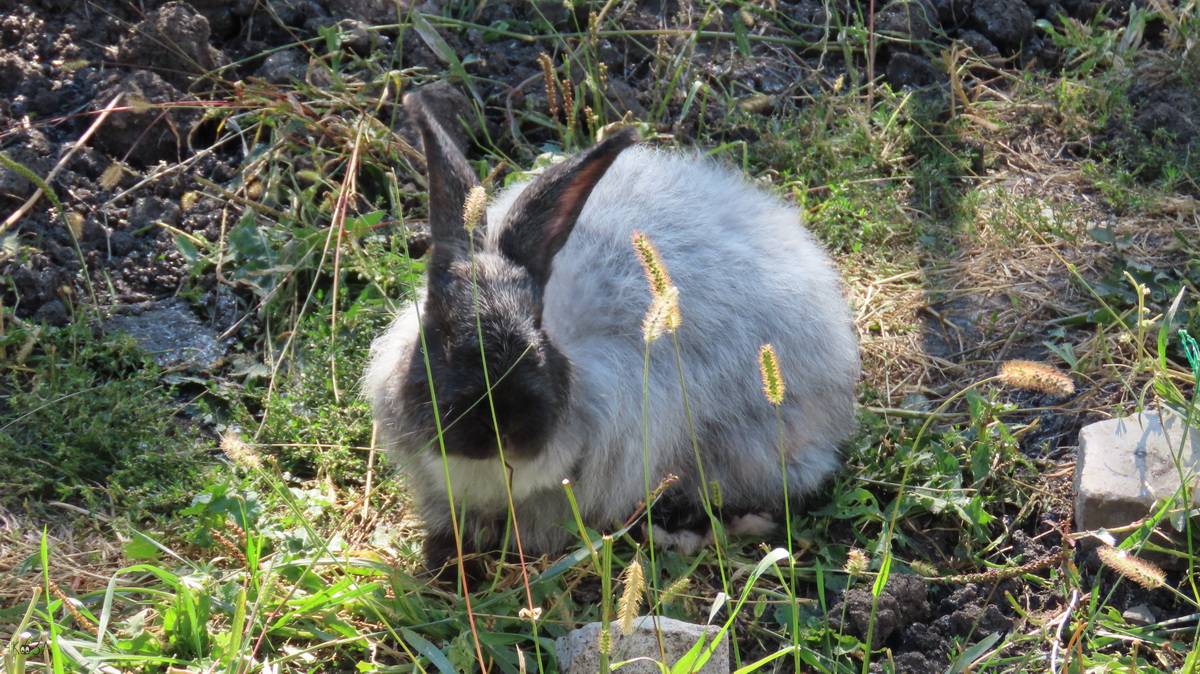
366,91,859,569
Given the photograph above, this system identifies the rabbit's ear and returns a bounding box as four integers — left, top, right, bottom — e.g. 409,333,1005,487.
405,92,483,256
500,128,639,285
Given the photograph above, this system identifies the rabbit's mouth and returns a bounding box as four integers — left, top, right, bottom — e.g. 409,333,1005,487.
431,364,567,460
437,403,559,460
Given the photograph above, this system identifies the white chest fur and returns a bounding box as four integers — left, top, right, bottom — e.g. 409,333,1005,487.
418,450,573,511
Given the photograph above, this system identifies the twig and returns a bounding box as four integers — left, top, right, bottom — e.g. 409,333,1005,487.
3,95,123,232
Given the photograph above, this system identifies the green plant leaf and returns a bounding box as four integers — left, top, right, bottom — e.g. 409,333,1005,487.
401,628,458,674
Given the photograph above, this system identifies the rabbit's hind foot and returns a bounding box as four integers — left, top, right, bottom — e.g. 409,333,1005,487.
647,510,779,555
650,525,714,555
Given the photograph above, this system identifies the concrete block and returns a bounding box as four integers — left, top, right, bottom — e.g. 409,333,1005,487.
556,616,728,674
1075,408,1200,531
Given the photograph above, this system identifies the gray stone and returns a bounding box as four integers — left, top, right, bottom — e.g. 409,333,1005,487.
1122,604,1157,626
1075,408,1200,531
557,616,729,674
105,299,223,369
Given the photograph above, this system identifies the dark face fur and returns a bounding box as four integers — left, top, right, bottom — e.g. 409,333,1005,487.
400,91,637,463
401,253,572,460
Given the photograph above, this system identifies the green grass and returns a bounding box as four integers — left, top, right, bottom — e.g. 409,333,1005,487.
3,1,1200,672
0,323,213,514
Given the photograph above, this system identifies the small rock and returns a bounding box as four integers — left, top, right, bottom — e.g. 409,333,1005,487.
602,78,650,121
264,0,331,28
946,602,1012,636
128,196,182,230
47,244,76,265
326,0,407,24
1020,34,1062,70
958,29,1000,61
1135,100,1197,145
781,0,835,43
0,129,52,198
894,652,935,672
80,218,109,250
1075,408,1200,531
209,293,240,333
1123,604,1157,626
529,0,574,27
108,230,137,257
258,50,307,84
91,70,197,165
336,19,379,56
557,616,728,674
10,265,59,305
182,0,256,39
115,1,228,90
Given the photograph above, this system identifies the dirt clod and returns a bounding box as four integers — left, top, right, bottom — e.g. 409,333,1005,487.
971,0,1035,47
91,70,199,165
116,1,228,90
876,0,939,47
0,130,53,198
885,52,949,92
829,574,929,649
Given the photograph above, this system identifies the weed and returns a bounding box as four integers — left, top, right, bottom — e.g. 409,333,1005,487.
247,307,379,483
0,322,211,513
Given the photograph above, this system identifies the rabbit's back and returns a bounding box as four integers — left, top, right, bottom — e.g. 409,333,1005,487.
486,148,859,529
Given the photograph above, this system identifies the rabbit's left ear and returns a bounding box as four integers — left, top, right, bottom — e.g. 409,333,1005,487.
500,128,639,285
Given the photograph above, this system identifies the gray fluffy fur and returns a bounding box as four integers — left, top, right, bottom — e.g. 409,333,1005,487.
366,109,859,562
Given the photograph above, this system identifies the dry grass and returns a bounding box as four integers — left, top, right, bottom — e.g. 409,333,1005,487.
851,96,1195,417
0,505,128,607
